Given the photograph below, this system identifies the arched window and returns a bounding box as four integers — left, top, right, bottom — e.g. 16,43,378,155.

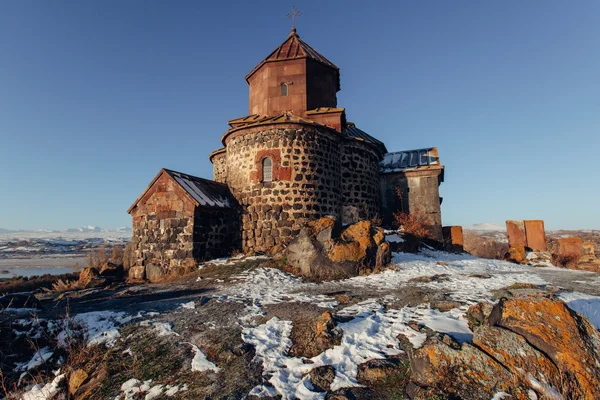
262,158,273,182
281,83,288,97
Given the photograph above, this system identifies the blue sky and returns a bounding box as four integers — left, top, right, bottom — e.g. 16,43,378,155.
1,1,598,230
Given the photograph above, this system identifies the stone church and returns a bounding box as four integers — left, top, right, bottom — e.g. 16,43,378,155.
128,28,444,277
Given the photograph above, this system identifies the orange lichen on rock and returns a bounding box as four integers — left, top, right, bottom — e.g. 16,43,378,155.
489,296,600,399
408,295,600,400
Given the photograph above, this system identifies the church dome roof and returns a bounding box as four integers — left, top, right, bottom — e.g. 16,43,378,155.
245,28,339,84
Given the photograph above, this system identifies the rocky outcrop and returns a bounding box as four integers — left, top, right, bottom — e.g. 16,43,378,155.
407,295,600,400
285,217,391,280
551,238,600,272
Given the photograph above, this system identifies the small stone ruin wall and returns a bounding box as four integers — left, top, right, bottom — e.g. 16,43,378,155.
380,170,443,241
340,142,381,224
211,152,228,183
223,125,342,252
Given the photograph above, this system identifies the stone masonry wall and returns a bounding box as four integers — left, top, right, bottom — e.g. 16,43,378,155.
211,152,228,183
340,142,381,224
224,124,342,252
130,173,197,278
193,207,240,260
380,169,443,241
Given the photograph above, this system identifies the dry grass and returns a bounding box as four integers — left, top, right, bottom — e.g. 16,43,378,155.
463,231,509,260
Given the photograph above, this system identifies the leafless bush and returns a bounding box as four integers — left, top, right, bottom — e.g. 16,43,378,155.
86,245,108,268
463,231,508,260
394,211,430,239
111,245,124,265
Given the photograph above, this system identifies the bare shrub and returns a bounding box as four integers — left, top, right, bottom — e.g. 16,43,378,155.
393,187,430,239
394,211,430,239
110,245,124,265
86,245,108,268
463,231,508,260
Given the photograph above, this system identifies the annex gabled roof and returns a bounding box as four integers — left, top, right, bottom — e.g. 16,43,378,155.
127,169,231,214
343,122,387,155
246,28,340,86
380,148,442,173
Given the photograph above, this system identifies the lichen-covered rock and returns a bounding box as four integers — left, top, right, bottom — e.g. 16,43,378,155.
466,301,493,331
488,296,600,399
285,218,390,280
356,357,408,385
472,325,564,396
410,338,523,400
408,296,600,400
308,365,335,392
505,244,526,264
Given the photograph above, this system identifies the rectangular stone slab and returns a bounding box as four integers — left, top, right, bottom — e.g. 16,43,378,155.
524,220,546,251
506,220,527,248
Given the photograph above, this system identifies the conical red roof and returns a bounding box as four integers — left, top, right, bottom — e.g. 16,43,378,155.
246,28,339,82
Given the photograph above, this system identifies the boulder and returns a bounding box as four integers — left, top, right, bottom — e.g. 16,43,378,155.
488,296,600,399
128,265,145,280
99,262,124,279
410,338,520,400
505,245,526,264
286,218,392,280
375,242,391,267
551,237,583,269
407,295,600,400
145,263,164,282
308,365,335,392
356,356,408,385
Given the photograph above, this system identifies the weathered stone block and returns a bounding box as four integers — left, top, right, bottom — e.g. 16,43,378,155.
524,220,546,251
506,220,527,248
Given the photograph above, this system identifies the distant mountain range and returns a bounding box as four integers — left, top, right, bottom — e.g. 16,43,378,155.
0,226,131,234
464,223,506,231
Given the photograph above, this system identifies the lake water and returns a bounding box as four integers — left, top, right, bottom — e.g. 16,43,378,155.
0,266,78,279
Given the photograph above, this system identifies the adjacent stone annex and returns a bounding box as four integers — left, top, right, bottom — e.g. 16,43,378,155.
128,28,445,273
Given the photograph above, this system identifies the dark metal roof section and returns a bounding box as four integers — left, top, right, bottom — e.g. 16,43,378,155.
380,148,441,173
343,122,387,154
164,169,232,208
246,28,340,90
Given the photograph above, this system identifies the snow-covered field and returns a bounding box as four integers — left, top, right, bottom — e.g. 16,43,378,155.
5,248,600,400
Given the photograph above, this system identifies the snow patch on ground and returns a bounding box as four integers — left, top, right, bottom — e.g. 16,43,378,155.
242,299,473,399
180,301,195,309
118,378,187,399
21,372,64,400
58,311,133,348
15,347,54,373
557,291,600,329
189,344,220,372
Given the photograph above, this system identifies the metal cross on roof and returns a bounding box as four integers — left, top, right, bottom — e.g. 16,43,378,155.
287,6,302,29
